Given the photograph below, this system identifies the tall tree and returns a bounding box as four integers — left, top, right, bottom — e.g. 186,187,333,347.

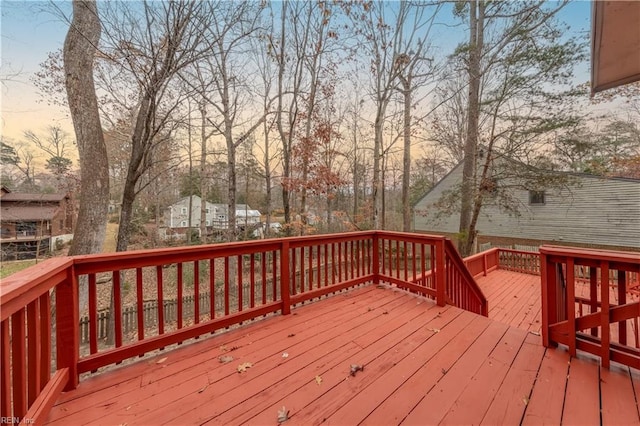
193,1,269,241
23,125,74,187
97,0,214,251
453,0,582,255
63,0,109,257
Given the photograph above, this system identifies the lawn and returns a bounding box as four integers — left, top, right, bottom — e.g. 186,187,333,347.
0,259,37,279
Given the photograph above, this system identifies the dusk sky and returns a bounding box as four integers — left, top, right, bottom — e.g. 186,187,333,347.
0,1,600,149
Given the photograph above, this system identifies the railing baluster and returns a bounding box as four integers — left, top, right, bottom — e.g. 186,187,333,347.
194,261,200,324
39,292,51,385
308,246,313,292
210,258,216,320
281,241,291,314
412,242,417,283
403,241,408,282
589,267,598,337
1,320,11,419
224,257,230,316
338,242,343,282
317,244,322,288
237,255,243,312
12,313,28,413
177,263,183,331
27,299,41,406
272,250,277,301
600,262,611,369
113,271,123,348
618,271,627,345
88,274,98,354
324,244,329,288
261,252,267,305
395,239,400,280
156,265,164,335
250,253,256,309
136,268,144,341
291,247,297,296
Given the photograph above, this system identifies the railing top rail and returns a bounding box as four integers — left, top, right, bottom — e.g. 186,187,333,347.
540,245,640,265
444,239,488,304
376,230,446,242
464,248,499,262
497,248,540,255
0,256,73,321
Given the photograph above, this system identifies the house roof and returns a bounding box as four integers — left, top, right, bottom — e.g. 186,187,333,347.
412,157,640,208
1,205,59,221
1,192,67,203
591,1,640,93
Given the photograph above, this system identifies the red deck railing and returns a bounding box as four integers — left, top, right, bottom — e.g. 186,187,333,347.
540,246,640,370
0,231,489,423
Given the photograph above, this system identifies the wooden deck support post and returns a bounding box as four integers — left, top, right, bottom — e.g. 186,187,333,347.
540,251,556,347
56,266,79,391
566,258,576,357
600,262,611,369
280,241,291,315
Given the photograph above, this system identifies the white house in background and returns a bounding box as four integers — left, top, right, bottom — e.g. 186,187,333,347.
413,161,640,251
160,196,262,240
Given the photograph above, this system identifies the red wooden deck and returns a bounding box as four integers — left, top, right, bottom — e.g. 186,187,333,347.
45,275,640,425
477,270,542,333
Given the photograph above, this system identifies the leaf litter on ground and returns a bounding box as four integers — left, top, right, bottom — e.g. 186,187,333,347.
237,362,253,373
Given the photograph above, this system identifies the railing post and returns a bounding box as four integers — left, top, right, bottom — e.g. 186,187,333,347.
56,265,79,390
372,233,380,284
540,251,560,348
280,241,291,315
435,239,446,307
482,252,488,276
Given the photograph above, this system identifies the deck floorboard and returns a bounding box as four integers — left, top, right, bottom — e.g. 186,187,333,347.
46,270,639,426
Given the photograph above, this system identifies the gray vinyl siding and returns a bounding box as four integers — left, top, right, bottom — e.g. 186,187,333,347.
413,164,640,249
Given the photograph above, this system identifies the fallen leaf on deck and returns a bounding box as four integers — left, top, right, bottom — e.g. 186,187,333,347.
156,357,168,364
287,333,296,338
125,406,131,411
218,355,234,364
350,364,364,376
237,362,253,373
198,385,208,393
428,328,440,333
315,375,323,385
382,311,389,315
282,352,289,358
522,396,529,405
277,406,289,423
441,368,448,375
529,331,541,336
220,345,228,352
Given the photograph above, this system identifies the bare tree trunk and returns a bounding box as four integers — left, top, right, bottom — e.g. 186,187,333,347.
401,78,412,232
199,103,208,243
263,116,272,237
372,110,384,229
187,107,194,244
64,0,109,311
459,0,484,256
